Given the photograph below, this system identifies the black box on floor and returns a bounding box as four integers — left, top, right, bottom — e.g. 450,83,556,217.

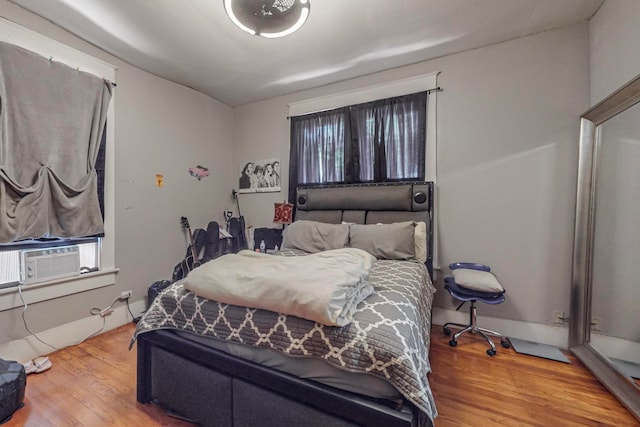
252,228,283,251
0,358,26,424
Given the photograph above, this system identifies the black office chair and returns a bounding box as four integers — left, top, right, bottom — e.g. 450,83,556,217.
443,262,510,356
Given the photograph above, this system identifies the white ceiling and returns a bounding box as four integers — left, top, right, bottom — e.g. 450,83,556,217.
9,0,604,107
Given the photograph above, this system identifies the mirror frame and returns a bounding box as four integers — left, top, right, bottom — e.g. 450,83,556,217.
570,73,640,422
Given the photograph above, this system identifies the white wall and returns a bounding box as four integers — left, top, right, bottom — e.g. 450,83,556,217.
233,24,590,331
436,24,588,326
0,0,235,349
589,0,640,104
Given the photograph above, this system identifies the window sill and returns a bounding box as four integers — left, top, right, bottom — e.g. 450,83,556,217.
0,268,119,312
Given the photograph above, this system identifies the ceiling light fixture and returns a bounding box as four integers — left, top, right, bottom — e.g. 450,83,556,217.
223,0,310,38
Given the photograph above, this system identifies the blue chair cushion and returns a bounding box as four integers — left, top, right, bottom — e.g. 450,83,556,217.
444,277,505,305
451,268,504,293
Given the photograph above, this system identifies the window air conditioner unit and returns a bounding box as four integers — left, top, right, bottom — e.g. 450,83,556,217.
21,246,81,285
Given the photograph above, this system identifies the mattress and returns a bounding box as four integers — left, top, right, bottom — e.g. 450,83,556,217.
133,251,438,422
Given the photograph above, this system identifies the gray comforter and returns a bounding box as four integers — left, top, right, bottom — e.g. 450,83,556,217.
132,251,438,423
183,248,375,326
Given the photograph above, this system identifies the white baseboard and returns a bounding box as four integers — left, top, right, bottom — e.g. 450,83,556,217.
0,299,146,363
8,304,626,364
590,333,640,364
433,308,640,363
432,307,570,349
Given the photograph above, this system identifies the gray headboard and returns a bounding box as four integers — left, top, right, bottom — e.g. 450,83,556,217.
295,182,434,277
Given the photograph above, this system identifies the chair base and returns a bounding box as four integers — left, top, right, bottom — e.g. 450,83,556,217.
443,301,510,356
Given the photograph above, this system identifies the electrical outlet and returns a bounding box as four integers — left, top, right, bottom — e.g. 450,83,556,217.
119,290,132,300
553,310,567,325
591,317,602,332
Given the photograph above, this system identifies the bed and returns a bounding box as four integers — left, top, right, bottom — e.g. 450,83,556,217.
133,182,437,427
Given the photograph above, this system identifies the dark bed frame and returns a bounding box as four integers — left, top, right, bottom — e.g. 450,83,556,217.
137,182,435,427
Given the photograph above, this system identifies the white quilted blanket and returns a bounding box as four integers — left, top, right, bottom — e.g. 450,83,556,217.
183,248,375,326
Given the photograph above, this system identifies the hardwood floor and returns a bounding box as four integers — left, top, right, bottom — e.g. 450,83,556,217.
428,328,639,427
6,323,639,426
7,324,194,427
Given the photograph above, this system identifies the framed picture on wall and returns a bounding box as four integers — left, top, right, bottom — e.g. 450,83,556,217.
238,158,281,193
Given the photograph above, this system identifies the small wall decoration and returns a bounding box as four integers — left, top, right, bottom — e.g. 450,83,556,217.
273,201,293,224
155,174,164,188
238,158,280,193
189,165,210,180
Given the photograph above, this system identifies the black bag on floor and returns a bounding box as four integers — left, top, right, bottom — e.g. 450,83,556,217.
148,279,172,306
202,221,220,262
0,358,26,424
228,216,247,253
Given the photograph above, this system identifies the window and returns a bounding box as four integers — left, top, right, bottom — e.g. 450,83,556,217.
289,91,427,201
0,127,106,289
290,107,349,186
287,73,439,269
0,18,116,301
350,93,427,182
0,241,100,290
0,42,110,288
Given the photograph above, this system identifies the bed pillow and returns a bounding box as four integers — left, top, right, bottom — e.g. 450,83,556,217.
451,268,504,293
414,221,427,263
349,221,416,260
281,220,349,253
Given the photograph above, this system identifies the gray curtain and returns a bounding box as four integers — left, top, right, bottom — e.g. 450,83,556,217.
289,107,351,203
0,42,113,243
351,92,427,182
288,92,427,203
291,108,348,182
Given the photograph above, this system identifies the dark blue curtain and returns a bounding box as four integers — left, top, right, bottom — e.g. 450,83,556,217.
289,91,427,203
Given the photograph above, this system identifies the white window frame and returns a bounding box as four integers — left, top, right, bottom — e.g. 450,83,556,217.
0,17,118,311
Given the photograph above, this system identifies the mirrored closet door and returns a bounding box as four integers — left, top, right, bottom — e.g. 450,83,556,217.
570,73,640,422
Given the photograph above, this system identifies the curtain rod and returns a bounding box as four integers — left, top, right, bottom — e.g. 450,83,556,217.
47,56,117,87
287,86,443,119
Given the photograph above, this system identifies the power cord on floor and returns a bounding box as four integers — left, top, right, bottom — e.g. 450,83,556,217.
125,297,140,323
85,295,122,342
18,284,130,355
18,284,58,351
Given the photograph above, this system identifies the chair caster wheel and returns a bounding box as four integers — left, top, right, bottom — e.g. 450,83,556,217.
443,327,451,336
487,349,496,356
448,339,457,347
501,338,511,348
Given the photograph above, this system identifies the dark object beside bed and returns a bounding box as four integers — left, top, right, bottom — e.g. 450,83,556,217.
251,227,283,251
136,182,435,427
0,358,26,424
